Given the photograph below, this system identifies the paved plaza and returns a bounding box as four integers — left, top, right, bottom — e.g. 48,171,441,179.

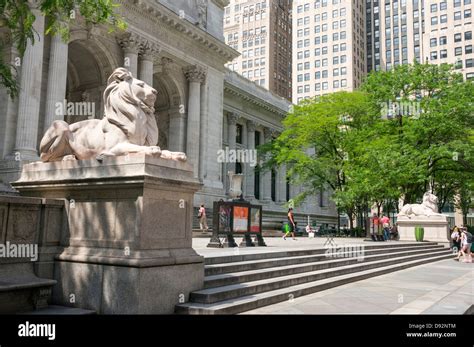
191,237,473,315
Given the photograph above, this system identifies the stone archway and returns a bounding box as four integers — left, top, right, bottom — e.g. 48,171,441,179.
65,34,117,124
153,72,185,151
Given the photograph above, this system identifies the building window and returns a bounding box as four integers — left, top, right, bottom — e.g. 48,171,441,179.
430,38,437,47
271,169,276,201
454,11,461,21
455,33,462,42
431,51,438,60
440,49,448,58
465,31,472,40
440,36,447,45
455,47,463,56
466,59,474,68
466,45,473,54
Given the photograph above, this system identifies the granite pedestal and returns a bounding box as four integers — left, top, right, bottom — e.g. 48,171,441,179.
397,215,450,243
12,154,204,314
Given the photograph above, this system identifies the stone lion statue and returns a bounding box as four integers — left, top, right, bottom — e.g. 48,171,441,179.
398,192,444,218
39,67,186,162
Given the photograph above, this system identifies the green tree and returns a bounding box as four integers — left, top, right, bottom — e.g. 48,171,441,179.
0,0,126,97
262,91,377,228
361,62,474,205
266,62,473,231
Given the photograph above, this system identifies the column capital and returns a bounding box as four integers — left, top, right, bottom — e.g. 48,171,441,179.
247,120,258,132
140,41,160,61
263,127,274,142
227,112,240,125
183,64,207,83
117,32,142,54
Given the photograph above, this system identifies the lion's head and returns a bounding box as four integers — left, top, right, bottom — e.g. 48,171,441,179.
102,67,158,146
422,192,439,212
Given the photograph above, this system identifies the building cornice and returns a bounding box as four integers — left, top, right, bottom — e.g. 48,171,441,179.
117,0,239,63
224,70,291,118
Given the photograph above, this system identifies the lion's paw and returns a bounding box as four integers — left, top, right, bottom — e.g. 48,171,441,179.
145,146,162,157
174,152,187,161
62,155,77,161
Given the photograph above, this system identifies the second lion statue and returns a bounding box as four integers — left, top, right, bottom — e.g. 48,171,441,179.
39,67,186,162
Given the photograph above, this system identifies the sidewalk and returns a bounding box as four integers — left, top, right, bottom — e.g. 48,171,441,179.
242,259,473,314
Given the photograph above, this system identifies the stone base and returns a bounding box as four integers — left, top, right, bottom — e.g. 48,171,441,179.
52,254,203,314
12,154,205,314
397,216,449,243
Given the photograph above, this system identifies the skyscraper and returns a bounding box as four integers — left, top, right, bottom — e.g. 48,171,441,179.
423,0,473,80
292,0,366,103
366,0,473,79
223,0,293,100
366,0,424,72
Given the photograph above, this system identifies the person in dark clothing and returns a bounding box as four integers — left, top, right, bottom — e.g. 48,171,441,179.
283,208,297,240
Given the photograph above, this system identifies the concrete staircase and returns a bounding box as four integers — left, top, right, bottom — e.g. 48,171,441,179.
175,242,453,314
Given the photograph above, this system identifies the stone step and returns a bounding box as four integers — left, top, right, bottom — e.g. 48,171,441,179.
205,244,445,276
203,246,447,288
204,242,441,265
0,275,56,314
190,249,451,304
175,253,454,314
24,305,96,315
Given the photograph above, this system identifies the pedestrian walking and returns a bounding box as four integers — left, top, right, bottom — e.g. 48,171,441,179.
381,214,391,241
198,204,208,232
283,208,297,240
371,213,380,241
455,227,472,263
450,226,461,252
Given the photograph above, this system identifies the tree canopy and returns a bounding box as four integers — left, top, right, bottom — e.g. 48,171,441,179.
265,62,474,226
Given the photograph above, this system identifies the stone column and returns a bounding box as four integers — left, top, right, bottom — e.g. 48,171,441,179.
13,4,45,161
261,128,273,202
183,65,207,178
168,107,186,152
278,164,287,203
199,80,208,180
43,32,69,133
227,113,239,175
245,120,257,200
117,32,141,77
139,42,159,86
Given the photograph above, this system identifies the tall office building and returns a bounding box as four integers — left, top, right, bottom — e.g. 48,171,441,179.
423,0,473,80
223,0,293,100
366,0,424,72
292,0,366,103
366,0,473,79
